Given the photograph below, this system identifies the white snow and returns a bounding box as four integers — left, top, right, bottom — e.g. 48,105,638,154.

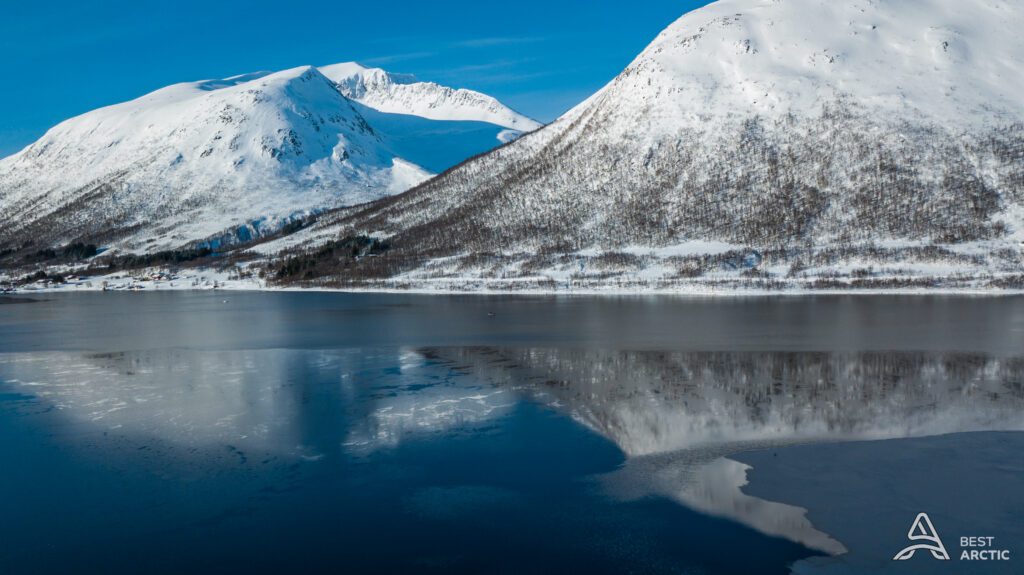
0,66,408,251
0,62,537,252
281,0,1024,292
620,0,1024,131
319,62,542,132
577,241,744,258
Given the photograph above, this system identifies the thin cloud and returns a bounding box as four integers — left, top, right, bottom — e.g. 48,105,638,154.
461,70,560,86
453,37,545,48
357,37,550,67
425,58,538,76
360,51,437,65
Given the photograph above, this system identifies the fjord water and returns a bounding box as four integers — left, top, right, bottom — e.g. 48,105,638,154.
1,292,1023,574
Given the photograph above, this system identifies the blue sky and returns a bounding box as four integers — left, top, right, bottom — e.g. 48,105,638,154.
0,0,712,158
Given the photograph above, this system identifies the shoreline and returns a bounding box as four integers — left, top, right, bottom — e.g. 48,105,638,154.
9,282,1024,298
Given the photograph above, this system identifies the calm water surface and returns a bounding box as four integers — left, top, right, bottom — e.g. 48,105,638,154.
1,292,1023,574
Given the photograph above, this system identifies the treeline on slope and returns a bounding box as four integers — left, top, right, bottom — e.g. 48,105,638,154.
99,246,217,269
273,235,392,280
319,101,1024,261
2,242,100,266
3,245,223,286
0,202,337,282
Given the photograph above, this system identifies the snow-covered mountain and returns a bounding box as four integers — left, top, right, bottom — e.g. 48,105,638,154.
319,62,541,135
0,63,538,255
319,62,541,173
284,0,1024,291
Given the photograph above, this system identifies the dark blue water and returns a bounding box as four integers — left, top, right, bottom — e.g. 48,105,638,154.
2,292,1023,574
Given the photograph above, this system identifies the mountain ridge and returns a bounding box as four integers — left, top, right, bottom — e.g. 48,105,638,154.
261,0,1024,291
319,62,542,133
0,63,538,256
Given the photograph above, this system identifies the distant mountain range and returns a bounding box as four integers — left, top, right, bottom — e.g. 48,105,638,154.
321,62,540,135
0,63,538,254
265,0,1024,291
3,0,1023,292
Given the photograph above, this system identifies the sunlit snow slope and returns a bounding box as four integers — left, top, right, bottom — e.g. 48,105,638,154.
319,62,541,134
0,64,537,253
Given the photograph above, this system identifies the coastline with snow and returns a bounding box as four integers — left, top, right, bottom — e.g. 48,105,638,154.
6,267,1024,297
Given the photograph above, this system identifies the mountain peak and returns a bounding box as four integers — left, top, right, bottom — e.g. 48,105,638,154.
282,0,1024,291
619,0,1024,126
318,62,417,86
318,62,541,132
0,60,534,254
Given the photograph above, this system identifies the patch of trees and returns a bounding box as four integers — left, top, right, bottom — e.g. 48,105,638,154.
19,270,64,285
104,246,214,270
15,242,98,264
989,275,1024,290
62,243,99,260
25,248,57,262
275,236,391,280
280,219,306,235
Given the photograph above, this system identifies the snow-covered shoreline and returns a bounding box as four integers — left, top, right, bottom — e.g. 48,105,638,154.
7,273,1024,298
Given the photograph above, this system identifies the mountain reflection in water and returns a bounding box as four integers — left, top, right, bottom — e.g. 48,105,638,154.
427,348,1024,455
2,345,1022,558
424,347,1024,554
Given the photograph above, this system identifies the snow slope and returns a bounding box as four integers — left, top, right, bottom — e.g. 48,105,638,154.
287,0,1024,290
0,63,537,254
319,62,541,133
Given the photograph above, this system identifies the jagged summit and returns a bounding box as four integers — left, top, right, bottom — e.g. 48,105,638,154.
318,62,417,88
319,61,542,132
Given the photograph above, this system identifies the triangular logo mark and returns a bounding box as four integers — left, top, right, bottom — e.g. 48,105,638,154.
893,513,950,561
